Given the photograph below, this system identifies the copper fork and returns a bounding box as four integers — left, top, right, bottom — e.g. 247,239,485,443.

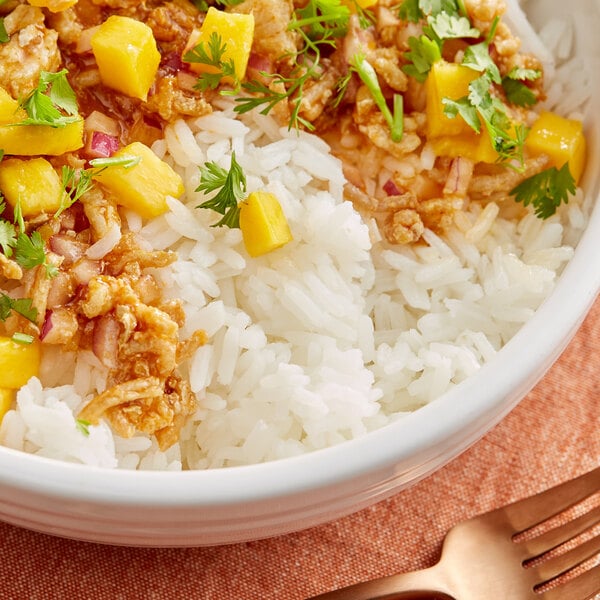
309,466,600,600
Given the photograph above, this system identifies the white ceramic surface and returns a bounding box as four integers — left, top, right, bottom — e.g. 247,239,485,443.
0,0,598,547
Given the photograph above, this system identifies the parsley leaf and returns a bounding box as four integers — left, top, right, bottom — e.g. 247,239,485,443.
0,294,37,323
195,151,246,228
18,69,79,128
510,163,576,219
183,32,239,91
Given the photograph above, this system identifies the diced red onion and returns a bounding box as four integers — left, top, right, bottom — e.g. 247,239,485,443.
46,272,75,309
92,315,120,368
75,26,99,54
383,178,402,196
84,111,120,136
160,51,186,75
85,131,119,159
40,309,78,344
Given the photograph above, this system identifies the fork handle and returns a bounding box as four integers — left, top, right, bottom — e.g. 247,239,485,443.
308,565,455,599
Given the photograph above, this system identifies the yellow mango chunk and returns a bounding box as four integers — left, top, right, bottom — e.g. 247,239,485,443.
91,16,160,101
342,0,378,10
0,388,15,422
0,158,63,217
0,88,19,124
93,142,184,219
27,0,77,12
183,7,255,83
425,61,498,163
525,111,587,184
0,337,41,389
0,119,84,156
239,191,293,257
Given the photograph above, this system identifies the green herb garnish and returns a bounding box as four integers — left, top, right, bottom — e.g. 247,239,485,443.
183,32,239,91
76,418,91,436
11,332,34,345
0,294,37,323
351,53,404,142
0,18,8,44
510,163,576,219
17,69,79,128
501,67,541,107
196,151,246,227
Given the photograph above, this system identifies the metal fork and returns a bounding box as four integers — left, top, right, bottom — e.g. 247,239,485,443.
309,466,600,600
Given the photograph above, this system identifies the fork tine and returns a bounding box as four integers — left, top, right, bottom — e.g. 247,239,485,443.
522,504,600,557
540,563,600,600
500,466,600,532
533,531,600,583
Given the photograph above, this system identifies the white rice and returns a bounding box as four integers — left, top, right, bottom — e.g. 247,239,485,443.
0,6,593,470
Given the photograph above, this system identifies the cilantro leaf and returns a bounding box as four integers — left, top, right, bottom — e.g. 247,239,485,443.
18,69,80,128
183,32,239,91
15,230,47,270
442,96,481,132
502,78,537,107
196,151,246,228
425,13,479,40
56,166,94,218
461,40,501,83
402,34,442,82
0,219,16,257
510,163,576,219
0,294,37,323
398,0,422,22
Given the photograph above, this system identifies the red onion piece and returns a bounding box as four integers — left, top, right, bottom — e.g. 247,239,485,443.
92,315,120,369
85,131,119,159
383,178,402,196
40,309,78,344
46,272,75,309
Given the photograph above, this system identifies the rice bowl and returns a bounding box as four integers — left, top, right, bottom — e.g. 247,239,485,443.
0,0,597,545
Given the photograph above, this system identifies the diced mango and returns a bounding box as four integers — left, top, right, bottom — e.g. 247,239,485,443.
27,0,78,12
0,337,41,389
525,111,586,184
0,158,63,217
239,191,293,257
182,7,255,83
93,142,184,219
0,388,15,422
342,0,379,10
0,119,84,156
425,60,498,163
0,88,19,124
91,16,160,101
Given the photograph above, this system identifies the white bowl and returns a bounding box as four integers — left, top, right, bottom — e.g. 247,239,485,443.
0,0,598,546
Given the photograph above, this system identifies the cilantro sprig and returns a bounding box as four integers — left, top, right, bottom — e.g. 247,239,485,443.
0,294,37,324
510,163,576,219
183,32,239,91
501,67,541,107
17,70,79,128
196,151,246,227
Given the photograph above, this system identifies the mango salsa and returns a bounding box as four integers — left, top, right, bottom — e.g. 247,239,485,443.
91,16,160,101
0,158,63,217
426,61,498,163
0,88,19,123
27,0,78,12
183,7,255,84
239,191,293,257
93,142,184,219
0,336,41,389
0,388,15,422
525,111,587,184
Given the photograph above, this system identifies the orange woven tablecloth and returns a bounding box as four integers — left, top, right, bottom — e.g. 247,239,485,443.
1,297,599,600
